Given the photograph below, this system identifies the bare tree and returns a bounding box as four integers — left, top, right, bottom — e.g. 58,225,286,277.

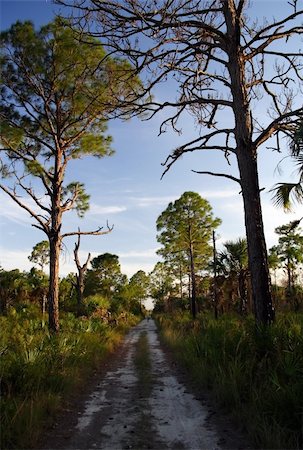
59,0,303,324
73,231,105,313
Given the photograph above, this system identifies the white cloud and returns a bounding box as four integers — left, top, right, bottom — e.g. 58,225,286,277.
118,248,159,259
88,203,127,215
0,192,33,226
119,261,157,278
198,189,240,199
0,248,31,272
262,202,303,248
130,195,176,208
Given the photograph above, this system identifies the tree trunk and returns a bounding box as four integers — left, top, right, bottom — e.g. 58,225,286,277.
238,269,248,315
76,273,85,313
189,244,197,319
213,230,218,320
237,150,274,324
42,293,47,315
48,232,60,332
225,0,274,325
179,262,183,300
48,171,62,332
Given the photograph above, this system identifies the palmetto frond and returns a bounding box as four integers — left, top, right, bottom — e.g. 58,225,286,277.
272,182,303,211
272,120,303,210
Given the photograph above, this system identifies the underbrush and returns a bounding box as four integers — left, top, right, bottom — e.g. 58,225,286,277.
156,312,303,449
0,306,140,449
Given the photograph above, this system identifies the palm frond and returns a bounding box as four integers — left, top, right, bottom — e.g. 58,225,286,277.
271,182,303,211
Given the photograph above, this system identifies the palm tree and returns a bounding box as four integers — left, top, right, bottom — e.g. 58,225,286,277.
272,121,303,210
218,238,249,314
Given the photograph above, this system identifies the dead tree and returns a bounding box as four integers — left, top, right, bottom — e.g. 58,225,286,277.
59,0,303,324
73,232,91,313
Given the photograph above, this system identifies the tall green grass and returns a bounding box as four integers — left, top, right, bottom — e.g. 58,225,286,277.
156,312,303,449
0,306,140,449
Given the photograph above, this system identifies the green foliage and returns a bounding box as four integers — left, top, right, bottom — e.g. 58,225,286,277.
270,222,303,307
156,312,303,449
149,261,175,304
157,192,221,272
85,253,127,299
0,18,140,330
28,241,50,271
0,306,140,449
0,269,30,313
62,182,90,218
128,270,150,301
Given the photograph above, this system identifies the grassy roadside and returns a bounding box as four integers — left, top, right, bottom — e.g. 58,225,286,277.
0,306,141,449
155,312,303,449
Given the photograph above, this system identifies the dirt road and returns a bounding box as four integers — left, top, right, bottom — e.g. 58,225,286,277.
44,319,250,450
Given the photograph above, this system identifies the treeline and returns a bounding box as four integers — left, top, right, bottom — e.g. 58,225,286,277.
152,192,303,317
0,255,149,320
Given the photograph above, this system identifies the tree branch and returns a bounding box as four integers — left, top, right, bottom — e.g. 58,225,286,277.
192,170,241,185
62,222,114,239
0,183,49,233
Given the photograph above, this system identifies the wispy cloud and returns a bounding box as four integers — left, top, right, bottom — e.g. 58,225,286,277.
0,192,34,226
198,189,240,199
0,248,31,272
118,248,159,259
130,195,176,208
87,203,127,215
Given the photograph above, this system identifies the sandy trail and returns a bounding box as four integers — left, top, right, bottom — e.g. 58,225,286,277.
45,319,249,450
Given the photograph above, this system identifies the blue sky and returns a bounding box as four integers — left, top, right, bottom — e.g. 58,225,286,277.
1,0,303,279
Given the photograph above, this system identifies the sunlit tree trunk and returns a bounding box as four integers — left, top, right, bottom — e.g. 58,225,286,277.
225,2,274,324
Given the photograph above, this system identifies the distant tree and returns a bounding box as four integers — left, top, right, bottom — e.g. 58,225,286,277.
157,247,188,300
85,253,127,299
268,246,282,288
128,270,150,312
27,267,49,314
271,222,303,304
0,20,137,331
157,192,220,318
149,262,175,309
28,241,50,272
62,0,303,324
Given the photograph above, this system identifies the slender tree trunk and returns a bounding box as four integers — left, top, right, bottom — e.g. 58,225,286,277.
48,159,62,332
287,255,292,294
42,293,47,315
238,269,248,315
48,232,60,332
179,262,183,300
76,274,84,312
225,0,274,325
189,244,197,319
213,230,218,320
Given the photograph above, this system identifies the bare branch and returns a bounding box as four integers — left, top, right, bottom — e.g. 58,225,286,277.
192,170,241,185
62,222,114,239
0,183,49,233
74,231,91,271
